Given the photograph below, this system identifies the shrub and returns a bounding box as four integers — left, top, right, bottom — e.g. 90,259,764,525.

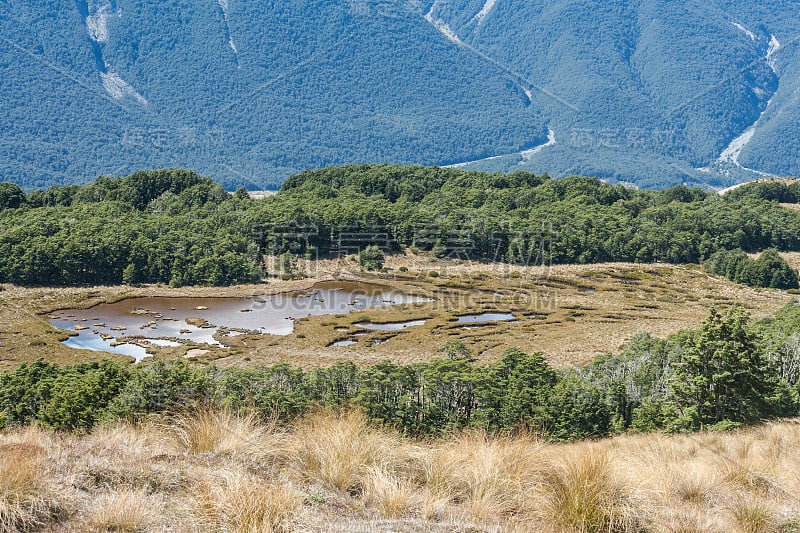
358,245,385,271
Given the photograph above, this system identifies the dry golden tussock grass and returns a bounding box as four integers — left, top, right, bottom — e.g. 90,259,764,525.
167,408,281,461
83,488,162,532
286,409,413,493
0,427,63,532
536,445,640,532
194,472,303,533
361,466,423,518
729,496,776,533
416,431,544,521
1,411,800,531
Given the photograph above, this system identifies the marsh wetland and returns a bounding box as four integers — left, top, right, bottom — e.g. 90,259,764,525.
0,254,791,371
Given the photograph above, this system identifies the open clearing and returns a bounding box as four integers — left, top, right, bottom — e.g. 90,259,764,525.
0,253,792,371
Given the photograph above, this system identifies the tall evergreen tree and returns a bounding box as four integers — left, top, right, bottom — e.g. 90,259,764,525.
672,305,790,429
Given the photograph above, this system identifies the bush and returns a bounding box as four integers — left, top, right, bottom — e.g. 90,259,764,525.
0,182,25,210
358,245,385,271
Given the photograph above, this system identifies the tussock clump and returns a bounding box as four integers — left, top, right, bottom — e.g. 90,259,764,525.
729,497,776,533
670,470,719,506
361,466,422,518
417,431,543,521
66,422,186,495
0,431,63,532
195,472,303,533
287,409,411,494
168,408,279,460
662,509,723,533
85,422,160,455
720,462,775,496
537,446,639,532
0,443,44,497
84,488,162,532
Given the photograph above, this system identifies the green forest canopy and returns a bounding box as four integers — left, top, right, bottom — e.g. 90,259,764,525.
2,165,800,287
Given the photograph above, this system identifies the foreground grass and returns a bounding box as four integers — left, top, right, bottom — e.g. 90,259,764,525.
2,410,800,532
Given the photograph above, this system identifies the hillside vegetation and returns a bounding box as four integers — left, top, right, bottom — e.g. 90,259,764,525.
2,1,800,188
2,166,800,287
0,1,537,190
432,0,800,186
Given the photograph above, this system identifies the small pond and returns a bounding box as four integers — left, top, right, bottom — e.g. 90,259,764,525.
62,335,151,362
353,319,427,331
48,282,428,360
331,339,358,347
455,312,515,323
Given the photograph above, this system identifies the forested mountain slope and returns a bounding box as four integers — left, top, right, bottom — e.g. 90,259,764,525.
1,1,799,189
428,0,800,187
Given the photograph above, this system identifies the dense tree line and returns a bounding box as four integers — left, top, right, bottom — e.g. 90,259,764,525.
258,167,800,277
261,166,800,268
0,170,262,286
703,248,799,289
724,180,800,203
2,303,799,437
3,166,800,287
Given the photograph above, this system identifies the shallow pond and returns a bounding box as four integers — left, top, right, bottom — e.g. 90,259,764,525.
455,312,515,323
48,282,428,361
331,338,358,347
353,319,427,331
62,335,151,362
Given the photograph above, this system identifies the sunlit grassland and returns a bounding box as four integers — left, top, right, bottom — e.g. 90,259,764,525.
1,408,799,532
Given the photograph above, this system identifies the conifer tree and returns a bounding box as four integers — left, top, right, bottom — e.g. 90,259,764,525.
672,305,789,429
